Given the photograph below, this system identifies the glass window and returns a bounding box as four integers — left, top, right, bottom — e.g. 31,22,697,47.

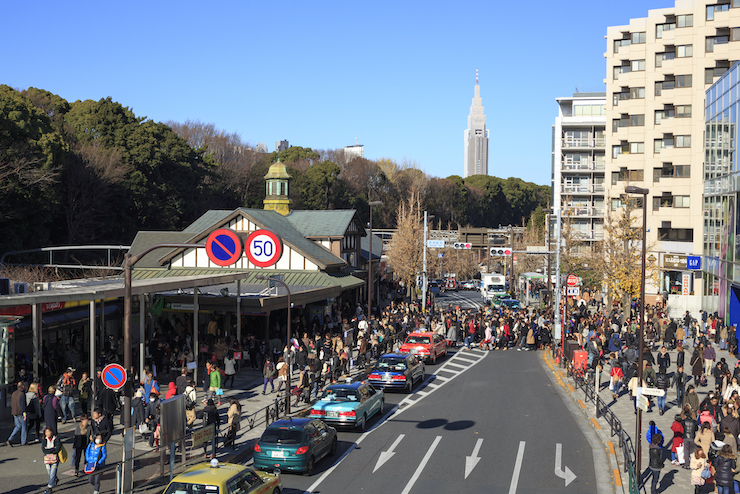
631,114,645,126
674,196,690,208
164,482,220,494
733,27,740,41
676,135,691,148
630,142,644,154
613,119,620,132
653,197,661,210
632,32,646,44
656,53,663,68
628,170,644,181
676,105,692,117
611,171,620,185
655,111,662,125
707,37,715,52
676,75,692,87
653,168,662,182
613,66,621,80
655,139,663,153
677,14,693,27
675,165,691,177
707,68,716,85
677,45,693,57
612,146,620,159
655,82,662,96
630,87,645,99
631,59,646,71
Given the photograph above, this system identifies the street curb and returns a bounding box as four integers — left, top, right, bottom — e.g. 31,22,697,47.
540,351,623,494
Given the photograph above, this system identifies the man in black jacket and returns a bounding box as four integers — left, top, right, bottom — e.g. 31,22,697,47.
656,367,671,415
91,408,112,444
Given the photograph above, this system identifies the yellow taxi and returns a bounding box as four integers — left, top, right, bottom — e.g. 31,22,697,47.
162,459,282,494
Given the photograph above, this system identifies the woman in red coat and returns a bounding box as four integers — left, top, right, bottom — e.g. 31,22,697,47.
670,415,685,466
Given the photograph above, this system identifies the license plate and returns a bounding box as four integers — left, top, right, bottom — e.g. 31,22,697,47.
326,411,338,418
271,451,286,458
383,374,392,382
410,348,418,354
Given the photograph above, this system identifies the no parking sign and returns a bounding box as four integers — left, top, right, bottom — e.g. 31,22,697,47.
101,363,127,391
205,228,244,267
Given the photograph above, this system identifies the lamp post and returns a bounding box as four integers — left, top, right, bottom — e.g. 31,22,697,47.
256,274,292,415
367,201,383,318
625,185,649,484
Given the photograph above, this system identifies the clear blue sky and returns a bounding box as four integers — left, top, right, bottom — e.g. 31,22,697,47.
5,0,673,186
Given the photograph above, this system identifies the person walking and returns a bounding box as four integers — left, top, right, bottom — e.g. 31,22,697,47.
209,363,222,405
690,350,703,387
175,367,188,395
42,386,61,434
224,352,236,388
90,408,112,445
689,445,707,492
26,383,42,442
56,368,77,424
202,399,220,458
226,397,241,450
672,366,688,407
704,343,717,379
275,357,288,394
78,372,92,417
262,357,276,395
131,389,146,431
5,382,27,447
656,367,671,415
695,421,715,455
84,434,107,494
184,380,197,429
41,427,61,494
72,414,90,477
647,433,665,494
712,444,736,494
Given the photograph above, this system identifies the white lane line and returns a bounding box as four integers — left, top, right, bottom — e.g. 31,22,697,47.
303,352,488,494
508,441,526,494
401,436,443,494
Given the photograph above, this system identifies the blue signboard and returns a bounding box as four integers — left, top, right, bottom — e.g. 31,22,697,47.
687,256,702,270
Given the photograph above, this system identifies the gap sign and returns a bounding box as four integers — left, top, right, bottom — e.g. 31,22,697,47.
687,256,701,270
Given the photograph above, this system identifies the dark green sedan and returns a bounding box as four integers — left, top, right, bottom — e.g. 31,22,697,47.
253,418,337,475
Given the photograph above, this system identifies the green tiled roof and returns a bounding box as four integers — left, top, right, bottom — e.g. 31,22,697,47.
286,210,360,238
182,210,233,234
128,232,195,268
131,268,363,289
238,209,346,269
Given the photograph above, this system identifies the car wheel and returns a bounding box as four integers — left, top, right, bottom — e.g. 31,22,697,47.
305,456,315,476
406,379,413,393
273,489,280,494
432,352,437,365
357,414,367,431
330,437,338,456
379,399,384,415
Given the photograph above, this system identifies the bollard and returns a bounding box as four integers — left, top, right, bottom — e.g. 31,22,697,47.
116,463,122,494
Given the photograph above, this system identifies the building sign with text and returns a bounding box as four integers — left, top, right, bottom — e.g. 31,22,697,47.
662,254,687,270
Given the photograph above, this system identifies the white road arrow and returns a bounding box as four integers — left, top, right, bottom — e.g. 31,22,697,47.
465,438,483,479
373,434,405,473
555,443,577,487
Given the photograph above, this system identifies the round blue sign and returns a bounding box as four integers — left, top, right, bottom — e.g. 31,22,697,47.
206,229,243,267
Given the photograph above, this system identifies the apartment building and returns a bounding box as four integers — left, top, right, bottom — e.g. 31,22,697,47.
551,93,607,247
605,0,740,309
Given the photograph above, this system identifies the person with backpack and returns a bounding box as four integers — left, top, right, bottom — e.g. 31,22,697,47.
78,372,92,417
56,368,77,424
84,433,107,494
184,380,197,429
71,414,90,477
25,383,42,442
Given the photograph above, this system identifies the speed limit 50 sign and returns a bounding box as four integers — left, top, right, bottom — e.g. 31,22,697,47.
245,229,284,267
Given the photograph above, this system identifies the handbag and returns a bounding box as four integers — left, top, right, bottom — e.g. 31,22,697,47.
676,445,685,464
44,453,58,464
701,465,711,479
138,423,148,434
57,443,69,463
215,388,224,396
84,447,102,474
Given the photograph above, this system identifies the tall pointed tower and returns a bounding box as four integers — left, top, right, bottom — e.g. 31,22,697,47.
463,68,489,178
263,159,292,216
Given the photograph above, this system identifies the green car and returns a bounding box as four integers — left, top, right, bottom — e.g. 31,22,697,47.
253,419,337,475
491,293,511,307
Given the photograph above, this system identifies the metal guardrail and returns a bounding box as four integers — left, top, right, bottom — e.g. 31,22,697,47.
553,347,639,493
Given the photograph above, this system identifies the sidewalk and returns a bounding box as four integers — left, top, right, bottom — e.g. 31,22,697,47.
541,342,736,494
0,360,371,494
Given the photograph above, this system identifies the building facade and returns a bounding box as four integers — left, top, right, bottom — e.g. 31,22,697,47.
344,144,364,160
552,93,607,246
463,71,489,178
704,60,740,327
605,0,740,309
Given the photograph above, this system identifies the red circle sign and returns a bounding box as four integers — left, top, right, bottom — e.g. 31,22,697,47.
567,275,579,287
206,228,243,267
101,363,126,391
245,230,283,268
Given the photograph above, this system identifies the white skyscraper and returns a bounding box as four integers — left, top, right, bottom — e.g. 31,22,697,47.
464,68,489,178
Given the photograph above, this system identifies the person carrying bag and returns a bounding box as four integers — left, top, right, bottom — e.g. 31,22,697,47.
84,434,107,494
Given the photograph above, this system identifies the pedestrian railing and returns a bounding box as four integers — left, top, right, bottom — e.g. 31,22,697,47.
553,346,639,493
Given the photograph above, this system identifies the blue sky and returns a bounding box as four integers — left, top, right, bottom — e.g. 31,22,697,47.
5,0,673,186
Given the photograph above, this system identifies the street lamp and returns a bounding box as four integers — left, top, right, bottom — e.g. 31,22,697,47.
367,201,383,318
624,185,649,483
255,273,292,415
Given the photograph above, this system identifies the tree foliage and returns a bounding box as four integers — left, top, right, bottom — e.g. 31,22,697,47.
0,87,551,260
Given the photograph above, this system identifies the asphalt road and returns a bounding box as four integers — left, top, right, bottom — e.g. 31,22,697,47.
268,346,600,494
434,288,487,311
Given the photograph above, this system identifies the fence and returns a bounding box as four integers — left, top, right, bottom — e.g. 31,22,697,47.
554,346,639,494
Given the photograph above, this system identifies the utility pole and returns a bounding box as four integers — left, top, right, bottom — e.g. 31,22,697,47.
422,210,428,311
554,208,562,345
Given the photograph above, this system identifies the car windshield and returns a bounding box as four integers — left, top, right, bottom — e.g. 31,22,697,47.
321,388,359,401
261,429,302,444
406,336,430,345
376,358,407,371
164,482,220,494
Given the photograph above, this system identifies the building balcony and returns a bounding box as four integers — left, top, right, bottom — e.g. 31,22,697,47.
561,184,606,194
562,206,606,217
561,161,606,171
571,230,605,241
561,138,605,149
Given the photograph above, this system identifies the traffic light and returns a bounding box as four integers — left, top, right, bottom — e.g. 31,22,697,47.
452,242,472,249
490,247,512,257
